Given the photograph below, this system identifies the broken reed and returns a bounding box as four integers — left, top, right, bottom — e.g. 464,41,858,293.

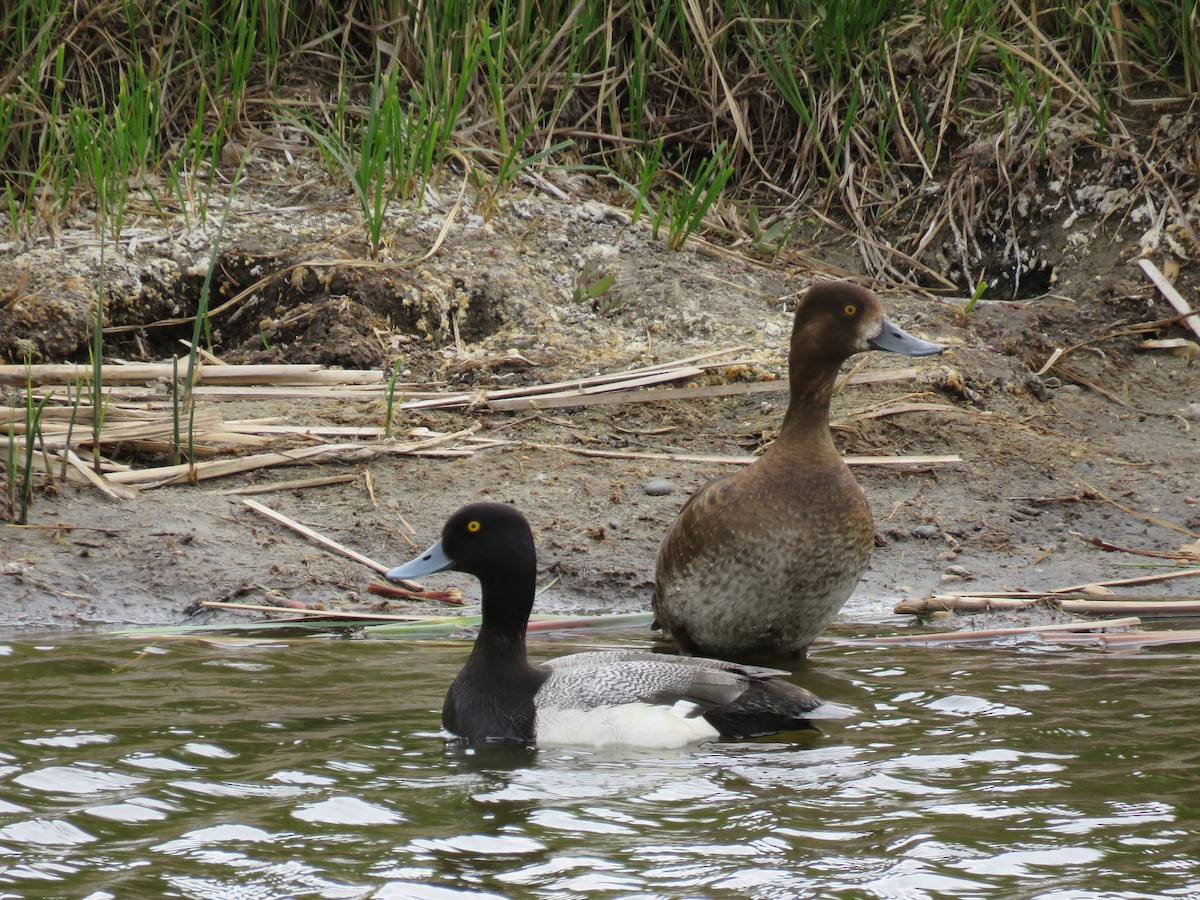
1,1,1196,262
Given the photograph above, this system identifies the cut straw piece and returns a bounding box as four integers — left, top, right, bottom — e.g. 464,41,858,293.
402,367,705,411
1140,258,1200,342
225,424,391,438
1140,338,1199,353
178,340,228,365
1036,347,1064,376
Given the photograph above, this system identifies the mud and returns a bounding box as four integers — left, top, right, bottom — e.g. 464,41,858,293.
1,179,1198,635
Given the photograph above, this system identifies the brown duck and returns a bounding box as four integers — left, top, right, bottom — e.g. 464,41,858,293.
653,281,943,660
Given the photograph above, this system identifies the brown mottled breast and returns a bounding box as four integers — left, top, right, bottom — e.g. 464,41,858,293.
654,448,872,659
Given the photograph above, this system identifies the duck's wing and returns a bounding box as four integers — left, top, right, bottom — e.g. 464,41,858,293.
546,650,789,679
538,655,752,714
654,474,737,566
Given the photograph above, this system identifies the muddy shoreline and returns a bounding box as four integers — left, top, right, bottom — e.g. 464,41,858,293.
2,189,1198,634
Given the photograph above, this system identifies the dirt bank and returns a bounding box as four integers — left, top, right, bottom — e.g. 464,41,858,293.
1,182,1198,633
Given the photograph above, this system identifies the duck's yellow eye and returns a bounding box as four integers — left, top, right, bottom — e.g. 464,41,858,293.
844,304,857,316
467,520,481,533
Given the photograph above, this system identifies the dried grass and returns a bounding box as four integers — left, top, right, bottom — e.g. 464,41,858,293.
2,1,1197,295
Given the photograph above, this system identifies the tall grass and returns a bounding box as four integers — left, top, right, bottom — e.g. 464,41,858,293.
0,1,1197,283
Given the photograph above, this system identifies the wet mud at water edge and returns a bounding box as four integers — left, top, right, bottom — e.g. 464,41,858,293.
0,188,1198,631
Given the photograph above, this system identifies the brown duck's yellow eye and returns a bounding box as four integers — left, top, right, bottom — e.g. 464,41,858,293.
844,304,857,316
466,520,481,533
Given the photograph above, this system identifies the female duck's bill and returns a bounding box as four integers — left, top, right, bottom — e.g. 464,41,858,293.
387,502,851,748
652,281,944,661
868,316,944,356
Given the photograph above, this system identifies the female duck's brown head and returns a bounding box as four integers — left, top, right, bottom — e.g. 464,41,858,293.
785,281,940,398
653,281,943,661
799,282,942,354
776,282,942,447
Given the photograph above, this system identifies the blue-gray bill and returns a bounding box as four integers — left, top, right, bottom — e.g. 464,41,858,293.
869,318,944,356
387,539,453,582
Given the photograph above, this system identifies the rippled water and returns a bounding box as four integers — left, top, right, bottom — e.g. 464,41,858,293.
1,629,1198,898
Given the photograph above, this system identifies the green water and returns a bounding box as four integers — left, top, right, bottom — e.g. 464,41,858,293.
0,629,1197,899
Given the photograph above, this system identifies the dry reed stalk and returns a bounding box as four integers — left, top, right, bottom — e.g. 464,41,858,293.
531,443,960,467
220,474,359,495
105,427,479,487
177,340,228,365
485,380,787,412
365,583,464,604
1077,534,1200,562
1140,258,1200,342
949,568,1200,596
475,346,754,401
10,407,221,435
1059,630,1200,649
837,616,1143,646
37,404,182,422
192,387,444,401
401,359,732,412
198,601,459,620
895,594,1200,617
484,367,923,412
241,497,395,577
1073,476,1198,538
7,406,279,459
833,401,962,424
62,447,138,500
0,362,388,387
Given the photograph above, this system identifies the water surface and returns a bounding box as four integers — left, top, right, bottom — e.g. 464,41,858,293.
0,629,1197,898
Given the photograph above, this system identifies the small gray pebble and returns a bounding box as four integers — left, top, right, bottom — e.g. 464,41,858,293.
1183,402,1200,422
643,478,676,496
912,524,941,539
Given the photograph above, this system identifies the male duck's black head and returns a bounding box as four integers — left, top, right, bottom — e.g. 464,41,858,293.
790,281,943,367
387,502,538,625
387,502,535,581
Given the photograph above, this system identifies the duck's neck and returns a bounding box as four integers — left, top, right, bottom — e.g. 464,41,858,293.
772,352,842,456
467,570,536,669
